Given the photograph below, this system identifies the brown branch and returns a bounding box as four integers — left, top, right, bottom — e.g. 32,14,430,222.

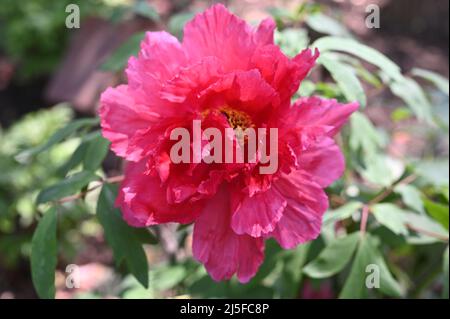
361,173,448,242
360,205,370,235
57,175,124,204
405,223,449,242
368,174,417,206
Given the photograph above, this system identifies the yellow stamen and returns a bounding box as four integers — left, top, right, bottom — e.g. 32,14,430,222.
219,107,254,131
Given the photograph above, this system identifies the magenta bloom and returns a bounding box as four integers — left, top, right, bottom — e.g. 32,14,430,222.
100,4,358,283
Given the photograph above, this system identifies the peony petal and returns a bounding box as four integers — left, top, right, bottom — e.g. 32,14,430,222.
99,85,158,162
253,17,276,45
292,48,320,86
251,47,318,105
290,97,359,136
126,31,186,94
269,171,329,249
125,32,190,119
231,186,286,237
200,69,279,118
192,185,265,283
297,137,345,188
182,4,274,71
159,56,224,103
116,160,202,227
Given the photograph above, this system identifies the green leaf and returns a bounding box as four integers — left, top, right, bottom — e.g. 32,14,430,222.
405,212,449,241
168,12,195,39
17,118,99,161
57,140,89,176
443,247,449,299
391,107,413,122
97,184,149,287
325,52,382,89
36,171,98,204
276,243,311,298
340,234,403,298
360,155,405,188
305,13,351,37
57,131,110,175
412,68,449,96
152,265,187,291
323,201,363,226
371,203,409,235
423,199,449,230
101,32,145,72
297,80,316,97
304,232,360,278
31,207,57,299
390,77,434,124
313,36,403,81
349,112,384,156
275,28,309,58
133,0,159,21
83,132,110,171
267,6,293,25
133,228,159,245
319,54,366,107
314,82,343,98
414,159,449,187
394,184,425,214
442,187,450,202
356,66,382,88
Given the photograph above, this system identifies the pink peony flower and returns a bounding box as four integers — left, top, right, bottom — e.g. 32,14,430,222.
100,4,358,283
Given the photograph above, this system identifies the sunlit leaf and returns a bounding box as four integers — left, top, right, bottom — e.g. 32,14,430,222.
414,159,450,187
349,112,385,156
320,54,366,107
412,68,449,96
371,203,409,236
390,77,434,124
394,184,425,214
405,212,449,241
313,36,403,81
17,118,99,161
360,155,405,188
297,80,316,97
275,28,309,57
323,201,363,226
423,199,449,230
57,139,89,176
305,13,351,37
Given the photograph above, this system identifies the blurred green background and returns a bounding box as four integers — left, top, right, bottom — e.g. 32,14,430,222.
0,0,448,299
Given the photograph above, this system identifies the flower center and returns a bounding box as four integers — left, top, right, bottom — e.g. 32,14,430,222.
219,107,254,131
